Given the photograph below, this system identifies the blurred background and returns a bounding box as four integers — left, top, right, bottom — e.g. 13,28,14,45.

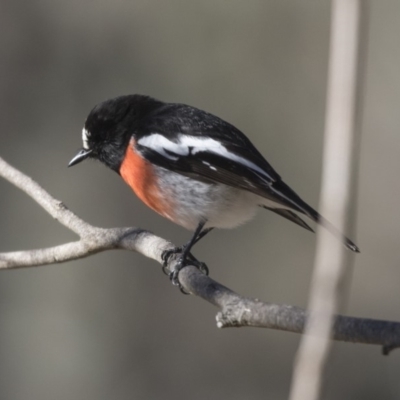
1,1,399,399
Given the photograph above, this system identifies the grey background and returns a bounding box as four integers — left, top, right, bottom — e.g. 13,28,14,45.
1,1,400,399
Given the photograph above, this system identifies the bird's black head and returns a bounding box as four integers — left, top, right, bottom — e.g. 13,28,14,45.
68,95,163,172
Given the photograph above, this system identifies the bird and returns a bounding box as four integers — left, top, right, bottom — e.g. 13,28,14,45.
69,94,359,286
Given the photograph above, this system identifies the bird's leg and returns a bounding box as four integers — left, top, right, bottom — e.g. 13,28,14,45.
161,221,209,269
161,221,211,290
179,221,208,267
192,227,214,246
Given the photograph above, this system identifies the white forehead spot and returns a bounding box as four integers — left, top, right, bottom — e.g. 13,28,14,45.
82,128,90,149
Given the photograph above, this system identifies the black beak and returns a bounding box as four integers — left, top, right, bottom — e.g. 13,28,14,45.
68,148,92,167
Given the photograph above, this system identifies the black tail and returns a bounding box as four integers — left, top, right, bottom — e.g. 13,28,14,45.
309,211,360,253
268,180,360,253
262,206,314,233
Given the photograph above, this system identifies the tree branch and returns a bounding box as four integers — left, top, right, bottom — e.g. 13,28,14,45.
290,2,368,400
1,156,399,353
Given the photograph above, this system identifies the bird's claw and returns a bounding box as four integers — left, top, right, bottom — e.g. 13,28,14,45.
167,259,190,295
161,247,182,271
196,260,209,276
161,247,209,294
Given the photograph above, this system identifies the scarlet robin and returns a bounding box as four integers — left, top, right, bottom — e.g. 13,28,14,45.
69,95,359,286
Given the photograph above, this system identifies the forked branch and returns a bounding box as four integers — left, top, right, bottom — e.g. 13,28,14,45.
0,156,399,353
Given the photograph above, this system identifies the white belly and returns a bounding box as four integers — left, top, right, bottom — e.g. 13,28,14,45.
155,167,259,230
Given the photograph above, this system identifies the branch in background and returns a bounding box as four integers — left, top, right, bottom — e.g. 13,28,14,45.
290,2,368,400
1,156,399,353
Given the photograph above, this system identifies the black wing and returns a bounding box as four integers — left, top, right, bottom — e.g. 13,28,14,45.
135,103,316,215
135,103,359,252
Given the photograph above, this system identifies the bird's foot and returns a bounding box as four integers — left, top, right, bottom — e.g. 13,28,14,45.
161,247,209,294
161,246,182,275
